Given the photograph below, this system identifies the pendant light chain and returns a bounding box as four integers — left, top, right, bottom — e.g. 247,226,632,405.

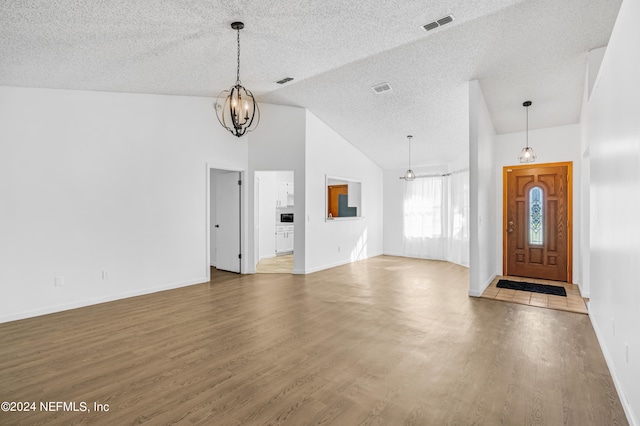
518,100,536,163
526,104,529,148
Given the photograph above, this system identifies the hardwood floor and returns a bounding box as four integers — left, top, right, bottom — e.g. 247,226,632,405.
256,254,294,273
0,256,627,425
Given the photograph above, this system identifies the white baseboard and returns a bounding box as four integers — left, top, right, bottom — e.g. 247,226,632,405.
382,251,405,257
382,251,470,269
589,313,637,426
382,251,447,262
0,277,209,324
304,251,384,274
578,283,590,298
469,273,496,297
304,258,354,274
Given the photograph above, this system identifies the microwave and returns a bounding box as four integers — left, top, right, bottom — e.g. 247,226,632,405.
280,213,294,223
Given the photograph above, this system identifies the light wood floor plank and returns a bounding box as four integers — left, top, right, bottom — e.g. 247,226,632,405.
0,256,628,425
256,254,293,274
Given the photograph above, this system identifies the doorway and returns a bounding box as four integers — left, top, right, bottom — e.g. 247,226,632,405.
209,168,242,274
254,170,294,273
503,162,572,282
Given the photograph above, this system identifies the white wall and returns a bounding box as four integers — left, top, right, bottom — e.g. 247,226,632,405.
255,171,277,260
578,44,608,299
469,80,497,296
305,110,383,273
588,46,607,100
0,86,247,323
493,124,582,286
585,0,640,422
248,103,306,273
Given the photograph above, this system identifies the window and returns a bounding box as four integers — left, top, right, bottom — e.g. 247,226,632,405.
401,170,469,266
403,177,444,238
529,186,543,245
326,176,362,220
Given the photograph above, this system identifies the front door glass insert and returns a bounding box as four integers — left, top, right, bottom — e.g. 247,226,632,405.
529,186,543,245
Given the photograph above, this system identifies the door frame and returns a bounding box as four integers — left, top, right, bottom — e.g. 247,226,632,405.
206,164,244,280
502,161,573,282
253,170,295,274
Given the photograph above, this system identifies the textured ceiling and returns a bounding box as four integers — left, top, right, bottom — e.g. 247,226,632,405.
0,0,622,169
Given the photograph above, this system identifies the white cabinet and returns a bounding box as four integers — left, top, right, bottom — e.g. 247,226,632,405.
276,225,294,254
277,183,287,207
286,184,294,206
276,182,294,207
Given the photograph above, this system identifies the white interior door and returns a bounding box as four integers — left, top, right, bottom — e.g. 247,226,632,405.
215,171,240,273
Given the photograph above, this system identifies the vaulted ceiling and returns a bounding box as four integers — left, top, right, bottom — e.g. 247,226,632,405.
0,0,621,169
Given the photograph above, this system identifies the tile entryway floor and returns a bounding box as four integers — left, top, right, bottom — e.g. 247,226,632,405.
481,276,588,314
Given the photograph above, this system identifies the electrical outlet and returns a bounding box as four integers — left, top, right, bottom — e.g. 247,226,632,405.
102,271,109,280
338,246,341,252
54,276,64,287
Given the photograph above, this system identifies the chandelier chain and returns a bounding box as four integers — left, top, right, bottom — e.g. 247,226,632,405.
236,28,241,85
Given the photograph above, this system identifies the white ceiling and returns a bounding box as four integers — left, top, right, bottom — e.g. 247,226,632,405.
0,0,621,169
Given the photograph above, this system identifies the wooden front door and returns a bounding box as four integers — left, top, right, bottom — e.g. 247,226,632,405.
504,162,572,282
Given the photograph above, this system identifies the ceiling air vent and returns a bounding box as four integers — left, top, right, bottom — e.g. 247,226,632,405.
276,77,294,84
437,15,454,26
422,14,455,32
372,82,392,94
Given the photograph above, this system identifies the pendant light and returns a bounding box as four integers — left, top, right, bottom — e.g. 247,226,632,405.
215,22,260,137
518,100,536,163
403,135,416,181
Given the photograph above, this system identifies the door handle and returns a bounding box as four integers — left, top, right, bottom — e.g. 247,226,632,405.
508,221,514,226
215,224,219,228
508,228,513,233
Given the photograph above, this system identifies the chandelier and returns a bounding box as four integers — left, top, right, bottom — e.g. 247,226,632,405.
518,101,536,163
215,22,260,137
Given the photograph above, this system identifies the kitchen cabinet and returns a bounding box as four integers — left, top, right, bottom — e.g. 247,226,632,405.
277,182,294,207
276,225,294,254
